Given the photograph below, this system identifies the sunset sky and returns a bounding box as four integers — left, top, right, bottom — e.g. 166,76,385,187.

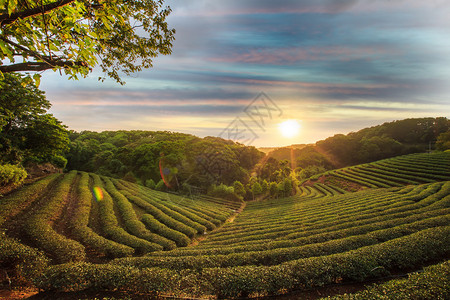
41,0,450,147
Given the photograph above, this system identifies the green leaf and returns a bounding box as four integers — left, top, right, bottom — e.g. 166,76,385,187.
0,40,13,61
33,74,41,88
7,0,17,15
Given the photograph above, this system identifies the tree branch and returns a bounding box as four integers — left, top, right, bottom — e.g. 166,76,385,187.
0,36,53,63
0,61,88,72
0,0,76,27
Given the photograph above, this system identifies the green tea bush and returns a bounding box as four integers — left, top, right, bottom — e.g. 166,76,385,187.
0,173,60,227
0,235,49,285
120,189,197,238
24,171,86,263
141,214,191,247
35,262,179,294
35,226,450,297
104,178,175,250
113,215,450,269
91,174,162,254
324,260,450,300
117,181,207,234
70,172,134,258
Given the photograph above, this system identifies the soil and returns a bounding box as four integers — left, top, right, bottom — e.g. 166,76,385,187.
0,288,39,300
25,163,62,180
53,174,81,237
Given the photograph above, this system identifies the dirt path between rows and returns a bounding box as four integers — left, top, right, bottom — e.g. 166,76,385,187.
53,174,80,238
190,200,247,246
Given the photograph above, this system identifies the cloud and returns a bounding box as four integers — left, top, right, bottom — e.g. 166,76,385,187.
40,0,450,145
170,0,359,16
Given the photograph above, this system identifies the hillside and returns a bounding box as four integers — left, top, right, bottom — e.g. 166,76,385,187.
263,117,450,169
1,152,449,298
303,152,450,193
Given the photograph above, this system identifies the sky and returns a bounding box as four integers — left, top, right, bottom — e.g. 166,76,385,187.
40,0,450,147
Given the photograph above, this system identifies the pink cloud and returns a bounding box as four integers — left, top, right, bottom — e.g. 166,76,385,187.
210,46,396,65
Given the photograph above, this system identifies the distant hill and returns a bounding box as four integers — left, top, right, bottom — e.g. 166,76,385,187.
263,117,450,170
300,152,450,193
258,144,309,155
259,144,309,158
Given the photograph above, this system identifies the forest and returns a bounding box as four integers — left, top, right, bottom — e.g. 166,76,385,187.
2,73,450,202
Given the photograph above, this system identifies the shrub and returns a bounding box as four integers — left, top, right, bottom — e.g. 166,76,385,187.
208,183,240,202
51,155,68,169
145,179,156,189
123,171,137,183
155,179,166,191
0,164,27,187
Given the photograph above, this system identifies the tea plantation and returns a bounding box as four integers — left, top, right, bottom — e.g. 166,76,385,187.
0,152,449,298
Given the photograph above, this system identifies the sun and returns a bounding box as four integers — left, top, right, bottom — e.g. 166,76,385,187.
278,119,301,138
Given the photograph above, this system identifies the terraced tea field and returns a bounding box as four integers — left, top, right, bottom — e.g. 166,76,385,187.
304,152,450,193
0,152,449,298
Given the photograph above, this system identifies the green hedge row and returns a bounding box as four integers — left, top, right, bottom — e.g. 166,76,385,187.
376,160,450,178
0,173,60,227
147,191,218,230
332,171,380,188
359,164,427,184
181,206,224,226
112,214,450,269
35,226,450,298
141,214,191,247
204,191,389,240
149,208,449,257
91,174,161,254
0,235,49,286
120,189,197,238
352,167,417,186
23,171,86,263
69,172,134,258
200,189,441,246
194,183,448,250
323,260,450,300
116,181,207,234
314,183,344,196
344,168,405,187
103,178,175,250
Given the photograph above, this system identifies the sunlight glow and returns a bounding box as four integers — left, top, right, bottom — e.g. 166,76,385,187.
278,119,301,138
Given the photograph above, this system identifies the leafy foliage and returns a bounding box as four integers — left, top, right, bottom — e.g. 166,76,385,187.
0,235,49,286
66,130,264,191
0,73,69,164
0,0,175,84
325,260,450,300
0,163,27,187
436,131,450,151
316,117,449,166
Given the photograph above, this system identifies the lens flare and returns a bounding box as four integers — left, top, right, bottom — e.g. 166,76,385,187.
93,186,104,201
